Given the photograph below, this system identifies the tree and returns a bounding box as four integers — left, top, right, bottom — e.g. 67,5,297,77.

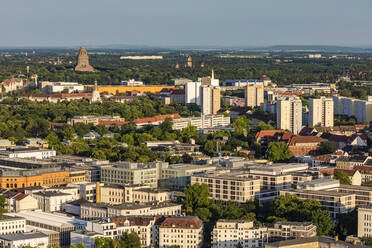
70,243,86,248
203,140,215,155
265,142,293,162
318,141,337,155
183,184,211,221
118,232,141,248
0,195,6,217
334,171,352,185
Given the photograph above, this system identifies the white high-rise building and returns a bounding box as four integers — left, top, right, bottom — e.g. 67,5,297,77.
276,97,302,134
185,81,202,105
245,82,264,108
354,100,372,124
201,85,220,115
210,69,219,87
309,97,334,127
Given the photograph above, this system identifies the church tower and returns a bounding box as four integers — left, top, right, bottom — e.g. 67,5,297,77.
75,46,95,72
90,80,101,103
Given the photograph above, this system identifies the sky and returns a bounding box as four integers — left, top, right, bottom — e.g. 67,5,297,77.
1,0,372,47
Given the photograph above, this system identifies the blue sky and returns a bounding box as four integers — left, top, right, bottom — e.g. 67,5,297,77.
1,0,372,47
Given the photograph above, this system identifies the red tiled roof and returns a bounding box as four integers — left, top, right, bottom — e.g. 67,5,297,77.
160,216,203,229
255,130,286,139
12,193,28,201
288,135,324,146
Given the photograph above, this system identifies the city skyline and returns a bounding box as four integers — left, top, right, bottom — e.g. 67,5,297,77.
1,0,372,47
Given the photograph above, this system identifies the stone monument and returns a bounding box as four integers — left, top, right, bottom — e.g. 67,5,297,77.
75,46,95,72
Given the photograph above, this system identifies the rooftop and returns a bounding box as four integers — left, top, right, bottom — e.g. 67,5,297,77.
0,231,47,241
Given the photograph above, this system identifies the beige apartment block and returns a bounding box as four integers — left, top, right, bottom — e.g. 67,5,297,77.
358,206,372,238
276,97,302,134
245,82,264,108
191,173,260,203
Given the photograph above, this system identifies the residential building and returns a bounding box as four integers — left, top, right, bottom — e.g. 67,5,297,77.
191,172,260,203
309,97,334,127
159,216,203,248
354,100,372,124
267,222,317,242
358,206,372,238
287,135,324,156
71,216,157,248
276,97,302,134
201,85,221,115
0,217,26,235
4,193,39,212
212,220,268,248
0,78,23,93
0,232,49,248
172,115,230,130
336,156,370,170
121,79,144,86
80,202,182,220
279,189,355,219
245,82,264,108
265,236,359,248
185,81,202,105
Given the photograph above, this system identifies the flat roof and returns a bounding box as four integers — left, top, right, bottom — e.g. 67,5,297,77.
6,211,86,228
0,231,47,241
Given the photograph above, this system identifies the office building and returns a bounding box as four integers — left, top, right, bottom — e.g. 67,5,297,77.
8,211,87,247
276,97,302,134
159,216,203,248
100,162,158,188
245,82,264,108
212,220,268,248
309,97,334,127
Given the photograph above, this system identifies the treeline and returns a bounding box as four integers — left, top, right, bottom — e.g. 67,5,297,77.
2,51,372,84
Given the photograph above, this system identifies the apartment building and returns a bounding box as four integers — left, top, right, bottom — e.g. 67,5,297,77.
172,115,230,130
0,217,26,235
276,97,302,134
358,206,372,238
245,82,264,108
287,135,324,157
267,222,317,242
279,189,355,219
191,172,261,203
354,100,372,124
71,216,157,248
336,156,370,170
265,236,357,248
159,216,203,248
309,97,334,127
200,85,221,115
80,202,182,220
212,220,268,248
